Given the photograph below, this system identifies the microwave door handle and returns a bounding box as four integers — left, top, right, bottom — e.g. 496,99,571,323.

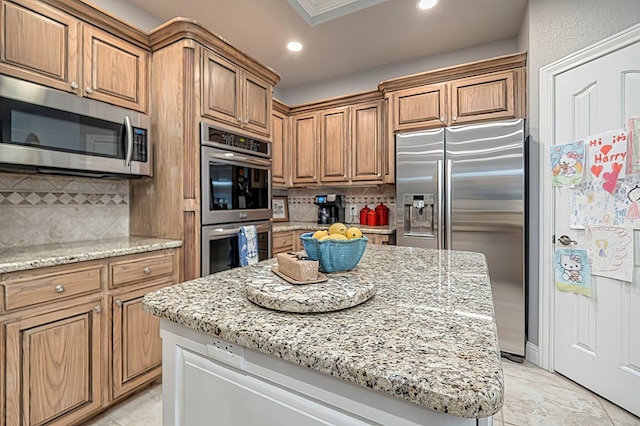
124,116,133,167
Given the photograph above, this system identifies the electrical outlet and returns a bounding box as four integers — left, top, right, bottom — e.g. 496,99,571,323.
346,203,358,219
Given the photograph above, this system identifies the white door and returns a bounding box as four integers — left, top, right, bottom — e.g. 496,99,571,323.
553,39,640,416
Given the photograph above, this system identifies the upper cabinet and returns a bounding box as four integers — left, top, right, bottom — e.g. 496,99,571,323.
381,53,526,133
289,94,385,187
0,0,149,112
202,49,272,139
271,100,290,187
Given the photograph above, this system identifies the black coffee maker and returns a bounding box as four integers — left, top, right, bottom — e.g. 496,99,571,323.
314,194,345,225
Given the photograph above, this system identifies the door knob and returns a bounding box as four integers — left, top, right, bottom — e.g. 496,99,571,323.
557,235,577,246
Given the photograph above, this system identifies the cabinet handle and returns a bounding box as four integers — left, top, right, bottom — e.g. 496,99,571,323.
143,267,151,274
115,300,123,307
94,304,102,313
244,119,249,124
55,284,65,293
85,86,94,94
70,81,78,89
452,115,457,121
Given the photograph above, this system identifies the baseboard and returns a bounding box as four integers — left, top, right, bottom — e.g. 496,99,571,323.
525,341,539,366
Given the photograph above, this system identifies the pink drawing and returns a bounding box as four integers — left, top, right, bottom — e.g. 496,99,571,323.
602,168,620,194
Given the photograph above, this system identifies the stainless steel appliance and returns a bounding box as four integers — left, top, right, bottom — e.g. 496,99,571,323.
200,122,272,276
314,194,345,224
0,74,150,177
201,221,272,276
201,123,272,224
395,118,526,358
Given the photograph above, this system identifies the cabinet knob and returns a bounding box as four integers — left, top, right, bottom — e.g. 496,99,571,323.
440,117,445,122
55,284,65,293
143,267,151,274
70,81,78,89
237,117,242,122
85,86,94,94
452,115,457,121
244,119,249,124
115,300,123,307
94,304,102,313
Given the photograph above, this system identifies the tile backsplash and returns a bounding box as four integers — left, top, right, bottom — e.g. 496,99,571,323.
279,186,396,224
0,173,129,248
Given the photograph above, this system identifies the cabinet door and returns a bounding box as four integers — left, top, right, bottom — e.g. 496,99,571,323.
4,299,103,426
291,112,318,185
390,83,447,131
82,25,148,112
202,50,241,126
0,0,79,93
449,70,516,125
271,110,288,187
111,284,166,400
319,107,349,183
243,73,272,137
351,101,383,183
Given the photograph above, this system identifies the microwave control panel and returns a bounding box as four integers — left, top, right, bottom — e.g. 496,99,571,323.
132,127,148,162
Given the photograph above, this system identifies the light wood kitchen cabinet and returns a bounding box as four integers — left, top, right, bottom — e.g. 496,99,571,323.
0,0,79,94
0,248,178,425
4,297,104,426
291,112,319,184
272,231,295,255
202,49,272,138
271,101,290,187
389,83,447,131
319,106,350,183
110,281,166,400
0,0,149,112
350,100,384,182
82,25,148,112
290,96,385,186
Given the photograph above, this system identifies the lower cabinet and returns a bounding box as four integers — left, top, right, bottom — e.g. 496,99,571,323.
0,248,178,425
4,298,104,426
110,281,167,400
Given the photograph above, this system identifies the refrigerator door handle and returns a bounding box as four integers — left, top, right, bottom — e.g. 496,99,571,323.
446,159,452,249
437,159,444,249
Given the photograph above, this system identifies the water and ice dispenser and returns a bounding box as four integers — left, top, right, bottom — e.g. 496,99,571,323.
402,194,435,238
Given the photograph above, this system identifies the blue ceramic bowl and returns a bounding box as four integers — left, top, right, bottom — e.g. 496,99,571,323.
300,232,368,272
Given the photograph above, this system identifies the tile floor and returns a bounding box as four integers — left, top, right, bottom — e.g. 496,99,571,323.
87,359,640,426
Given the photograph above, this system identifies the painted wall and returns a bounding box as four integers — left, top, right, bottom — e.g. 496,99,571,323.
88,0,163,31
275,38,520,106
525,0,640,349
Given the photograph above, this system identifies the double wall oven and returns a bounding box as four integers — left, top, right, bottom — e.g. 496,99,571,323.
200,122,272,276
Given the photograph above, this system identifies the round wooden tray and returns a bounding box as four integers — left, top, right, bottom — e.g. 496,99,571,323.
245,268,376,313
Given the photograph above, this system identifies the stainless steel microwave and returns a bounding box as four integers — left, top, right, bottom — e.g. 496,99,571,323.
0,74,151,177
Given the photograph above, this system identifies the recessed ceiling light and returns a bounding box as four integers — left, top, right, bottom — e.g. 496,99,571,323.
417,0,438,10
287,41,303,52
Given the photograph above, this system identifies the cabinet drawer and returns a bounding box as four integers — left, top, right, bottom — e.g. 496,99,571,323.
110,252,175,288
3,265,102,311
273,232,294,251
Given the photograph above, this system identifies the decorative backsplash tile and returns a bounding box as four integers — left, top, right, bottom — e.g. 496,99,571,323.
0,173,129,248
283,186,396,224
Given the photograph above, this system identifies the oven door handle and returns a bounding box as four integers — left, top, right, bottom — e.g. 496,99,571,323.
203,227,241,239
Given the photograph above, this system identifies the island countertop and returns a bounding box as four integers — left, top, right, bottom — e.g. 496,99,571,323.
143,244,503,419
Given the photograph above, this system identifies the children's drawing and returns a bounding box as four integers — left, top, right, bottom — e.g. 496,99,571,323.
587,130,628,193
570,174,640,229
550,141,584,186
627,117,640,174
554,249,591,297
586,225,633,282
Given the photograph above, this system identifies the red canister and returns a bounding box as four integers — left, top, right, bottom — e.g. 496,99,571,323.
359,205,371,225
375,203,389,226
366,210,378,226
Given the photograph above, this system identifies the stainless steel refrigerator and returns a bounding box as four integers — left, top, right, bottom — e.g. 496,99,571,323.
395,118,525,358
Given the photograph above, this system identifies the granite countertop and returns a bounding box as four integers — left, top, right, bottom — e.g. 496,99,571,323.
0,236,183,273
143,244,503,419
273,221,395,235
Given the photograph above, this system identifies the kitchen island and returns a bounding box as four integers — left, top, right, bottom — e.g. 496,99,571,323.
143,244,503,425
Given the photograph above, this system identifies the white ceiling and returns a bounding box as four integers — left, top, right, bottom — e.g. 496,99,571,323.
124,0,527,90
